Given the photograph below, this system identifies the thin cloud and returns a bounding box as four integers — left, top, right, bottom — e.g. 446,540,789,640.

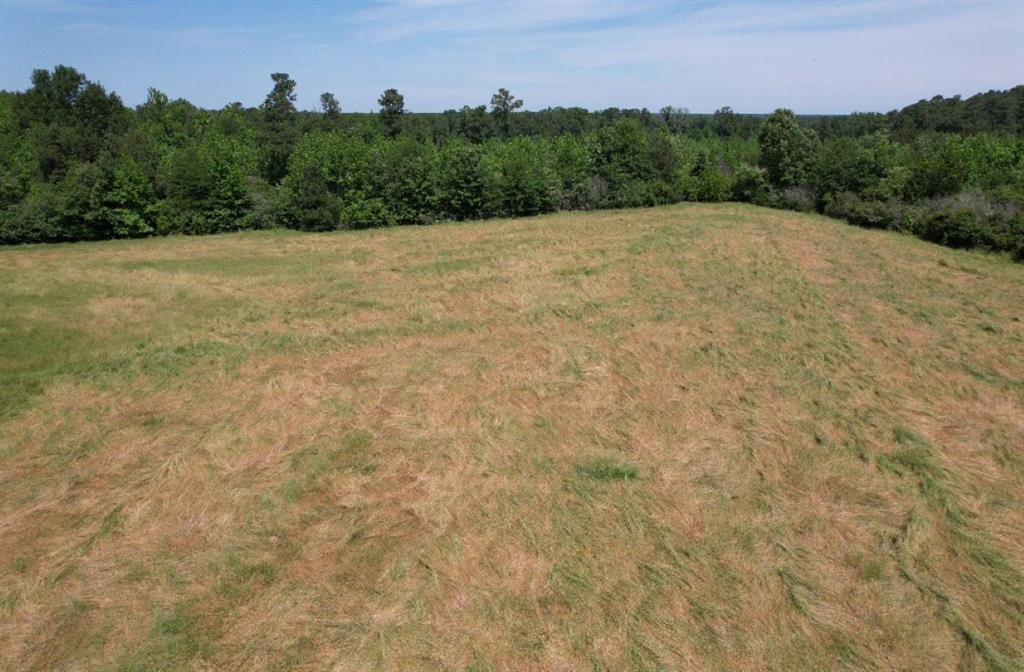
349,0,654,41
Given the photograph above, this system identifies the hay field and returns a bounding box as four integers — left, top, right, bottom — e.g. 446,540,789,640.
1,204,1022,671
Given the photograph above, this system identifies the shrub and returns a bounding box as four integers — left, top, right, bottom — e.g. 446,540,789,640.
779,186,816,213
372,137,439,225
282,164,342,231
732,163,777,206
907,135,970,199
487,138,560,216
437,140,497,220
594,119,656,207
552,135,597,210
917,209,987,249
342,197,394,229
823,192,917,232
158,131,255,234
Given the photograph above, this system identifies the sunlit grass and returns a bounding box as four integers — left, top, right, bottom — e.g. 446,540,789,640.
1,203,1022,671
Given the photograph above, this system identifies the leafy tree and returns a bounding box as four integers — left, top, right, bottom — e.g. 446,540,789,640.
458,105,490,143
158,130,256,234
813,133,908,202
259,73,298,183
594,119,656,207
378,88,405,137
757,109,820,188
281,131,374,229
107,157,156,236
487,137,559,216
320,92,341,118
372,137,439,225
490,88,523,137
18,65,126,178
906,135,970,199
659,106,687,134
437,140,495,220
0,96,39,211
713,106,738,137
552,134,598,209
284,163,341,231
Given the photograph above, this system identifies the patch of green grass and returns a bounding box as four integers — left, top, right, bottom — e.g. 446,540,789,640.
117,602,212,672
214,552,277,601
576,457,640,482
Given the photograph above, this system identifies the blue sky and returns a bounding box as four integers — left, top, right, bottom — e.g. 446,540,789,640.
1,0,1021,113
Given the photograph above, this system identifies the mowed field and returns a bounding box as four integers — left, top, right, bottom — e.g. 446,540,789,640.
1,204,1022,672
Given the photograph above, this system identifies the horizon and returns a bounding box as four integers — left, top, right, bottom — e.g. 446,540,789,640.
1,0,1022,115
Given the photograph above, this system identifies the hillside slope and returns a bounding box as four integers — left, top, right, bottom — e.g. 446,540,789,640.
1,204,1022,671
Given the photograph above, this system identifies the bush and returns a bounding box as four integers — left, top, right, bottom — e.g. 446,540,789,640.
552,135,597,210
158,131,255,234
907,135,970,199
0,183,61,243
823,192,917,232
595,119,656,207
372,137,439,225
779,186,816,213
487,138,560,216
437,140,497,220
915,191,1023,253
918,208,991,249
732,163,776,206
342,197,394,229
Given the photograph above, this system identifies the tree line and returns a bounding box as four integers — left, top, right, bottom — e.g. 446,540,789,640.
1,66,1022,259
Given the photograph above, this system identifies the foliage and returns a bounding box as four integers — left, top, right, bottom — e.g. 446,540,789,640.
378,88,405,138
1,65,1023,260
259,73,298,183
758,109,820,189
490,88,523,137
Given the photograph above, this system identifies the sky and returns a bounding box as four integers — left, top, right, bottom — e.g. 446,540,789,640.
0,0,1022,114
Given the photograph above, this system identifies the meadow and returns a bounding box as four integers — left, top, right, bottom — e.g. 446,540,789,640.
1,204,1022,671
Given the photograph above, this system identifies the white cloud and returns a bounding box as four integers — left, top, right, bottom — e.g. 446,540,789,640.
348,0,654,41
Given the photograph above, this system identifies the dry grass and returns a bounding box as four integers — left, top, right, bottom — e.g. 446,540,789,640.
1,203,1022,671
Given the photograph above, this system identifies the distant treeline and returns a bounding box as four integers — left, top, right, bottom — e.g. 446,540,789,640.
1,66,1022,259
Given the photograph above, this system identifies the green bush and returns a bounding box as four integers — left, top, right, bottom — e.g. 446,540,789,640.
372,137,439,225
732,163,776,206
437,140,497,220
342,197,395,229
487,138,560,216
552,135,596,209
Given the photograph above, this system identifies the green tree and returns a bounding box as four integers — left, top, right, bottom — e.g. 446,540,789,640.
372,137,439,225
378,88,405,137
259,73,298,183
757,109,820,188
458,105,490,143
595,119,656,206
490,88,523,137
437,140,495,220
659,106,687,134
320,92,340,118
487,138,559,216
713,106,738,137
106,158,156,236
19,65,127,178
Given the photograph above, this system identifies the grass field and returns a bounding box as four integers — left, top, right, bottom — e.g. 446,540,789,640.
1,203,1022,671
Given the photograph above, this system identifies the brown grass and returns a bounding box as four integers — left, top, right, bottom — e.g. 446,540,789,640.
1,204,1022,671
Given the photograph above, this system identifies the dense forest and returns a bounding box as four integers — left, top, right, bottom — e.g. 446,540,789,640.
1,66,1022,259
